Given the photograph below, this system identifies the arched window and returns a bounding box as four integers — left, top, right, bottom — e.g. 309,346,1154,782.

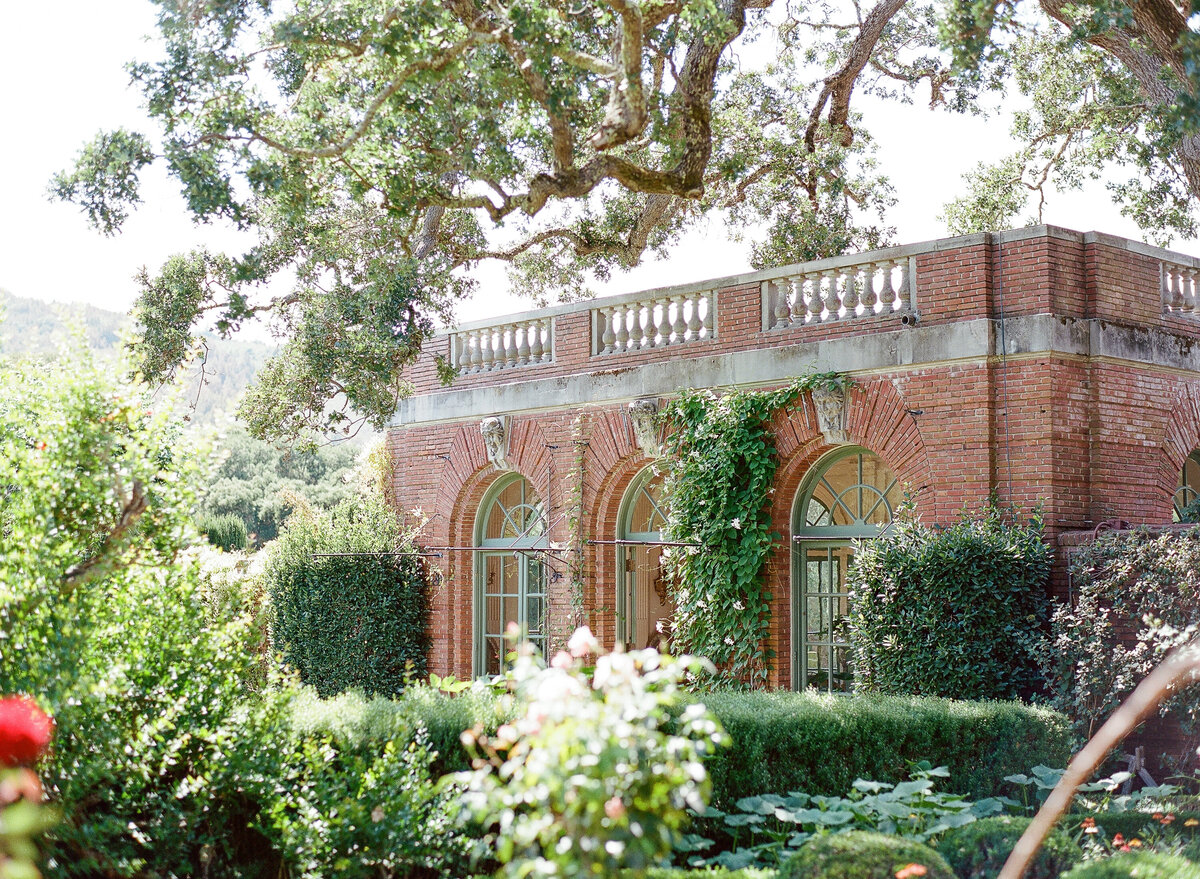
1174,450,1200,522
617,468,673,648
791,447,902,692
475,475,548,675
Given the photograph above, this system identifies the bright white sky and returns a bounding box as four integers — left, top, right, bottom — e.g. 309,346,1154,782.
0,1,1193,330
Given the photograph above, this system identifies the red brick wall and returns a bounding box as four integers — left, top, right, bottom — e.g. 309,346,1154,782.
389,229,1200,685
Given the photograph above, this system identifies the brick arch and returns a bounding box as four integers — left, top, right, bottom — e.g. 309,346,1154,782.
763,378,933,689
1155,382,1200,519
576,406,657,648
424,417,555,678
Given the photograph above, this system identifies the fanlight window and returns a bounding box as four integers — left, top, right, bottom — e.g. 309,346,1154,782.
792,448,902,693
618,469,674,648
475,475,547,676
1174,450,1200,522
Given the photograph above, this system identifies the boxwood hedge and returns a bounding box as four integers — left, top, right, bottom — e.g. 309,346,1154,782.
697,690,1071,806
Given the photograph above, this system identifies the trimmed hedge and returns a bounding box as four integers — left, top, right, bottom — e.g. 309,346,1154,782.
636,871,775,878
847,505,1050,700
697,690,1071,806
936,815,1080,879
266,493,432,697
1061,852,1200,878
779,831,954,879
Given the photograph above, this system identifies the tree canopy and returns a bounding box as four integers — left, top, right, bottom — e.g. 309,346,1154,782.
53,0,1200,443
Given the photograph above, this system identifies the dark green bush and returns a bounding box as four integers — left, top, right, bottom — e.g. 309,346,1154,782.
697,689,1071,806
936,815,1080,879
847,505,1051,700
1061,852,1200,878
636,870,775,878
779,831,955,879
196,511,248,550
266,493,432,697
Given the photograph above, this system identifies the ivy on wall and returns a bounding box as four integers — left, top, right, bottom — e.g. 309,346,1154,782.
660,373,848,685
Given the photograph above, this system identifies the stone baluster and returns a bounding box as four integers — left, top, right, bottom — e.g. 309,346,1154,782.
899,259,914,310
878,261,897,312
670,294,688,343
702,291,716,338
528,319,544,362
599,308,616,354
516,323,531,366
771,280,791,329
656,296,672,345
1185,268,1198,314
686,294,702,340
477,330,493,372
645,299,662,347
614,306,631,351
820,271,839,321
500,326,516,368
785,278,802,325
1163,267,1177,311
854,269,870,315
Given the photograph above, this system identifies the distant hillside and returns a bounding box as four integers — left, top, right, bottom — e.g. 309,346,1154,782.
0,289,274,428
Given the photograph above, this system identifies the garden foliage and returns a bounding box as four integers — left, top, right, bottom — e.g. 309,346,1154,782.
846,503,1051,700
0,355,467,878
458,629,729,878
935,815,1079,879
698,690,1070,807
700,762,1008,870
195,511,248,551
1060,851,1200,878
265,492,432,697
777,831,955,879
1037,527,1200,749
660,376,841,684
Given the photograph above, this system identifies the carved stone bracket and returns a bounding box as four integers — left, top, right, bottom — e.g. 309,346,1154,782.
812,385,850,445
629,398,661,458
480,415,512,472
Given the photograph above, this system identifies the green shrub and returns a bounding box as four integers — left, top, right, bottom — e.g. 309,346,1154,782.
196,511,249,550
1061,852,1200,878
779,831,955,879
265,492,431,697
936,815,1080,879
847,504,1051,700
697,689,1071,806
636,871,775,878
1037,528,1200,750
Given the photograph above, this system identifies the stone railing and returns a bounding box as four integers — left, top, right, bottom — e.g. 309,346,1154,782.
591,288,716,356
1162,260,1200,316
761,255,917,330
449,317,555,374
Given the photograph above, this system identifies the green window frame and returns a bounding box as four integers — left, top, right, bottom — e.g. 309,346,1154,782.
474,474,548,676
1173,450,1200,522
790,447,901,692
616,468,670,646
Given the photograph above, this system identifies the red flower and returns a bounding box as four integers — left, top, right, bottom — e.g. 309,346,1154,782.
0,697,53,767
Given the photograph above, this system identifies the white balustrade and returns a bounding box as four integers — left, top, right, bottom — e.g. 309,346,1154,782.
762,256,916,330
450,317,554,374
1162,261,1200,316
592,289,716,356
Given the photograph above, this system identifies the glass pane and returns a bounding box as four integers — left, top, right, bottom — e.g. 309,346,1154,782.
802,543,855,691
800,452,900,533
1175,452,1200,521
482,477,545,541
629,473,668,535
628,545,672,648
485,637,504,675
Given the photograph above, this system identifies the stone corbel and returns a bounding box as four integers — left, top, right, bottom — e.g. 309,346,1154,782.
628,397,661,458
480,415,512,472
812,385,851,445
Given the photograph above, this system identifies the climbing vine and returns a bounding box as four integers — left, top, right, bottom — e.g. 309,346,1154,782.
660,373,849,686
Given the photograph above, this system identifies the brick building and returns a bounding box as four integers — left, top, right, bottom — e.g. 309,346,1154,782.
388,225,1200,689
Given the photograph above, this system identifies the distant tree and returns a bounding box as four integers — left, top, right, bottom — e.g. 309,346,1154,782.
200,426,358,545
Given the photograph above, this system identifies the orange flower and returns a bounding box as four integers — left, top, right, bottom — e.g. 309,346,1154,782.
1129,839,1142,848
1161,814,1176,825
1112,833,1125,846
1153,812,1164,820
1185,818,1199,827
1082,817,1098,834
895,865,928,879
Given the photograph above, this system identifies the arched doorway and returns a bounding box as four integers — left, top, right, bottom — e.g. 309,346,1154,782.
1174,449,1200,521
617,468,673,649
791,447,902,692
474,474,548,675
